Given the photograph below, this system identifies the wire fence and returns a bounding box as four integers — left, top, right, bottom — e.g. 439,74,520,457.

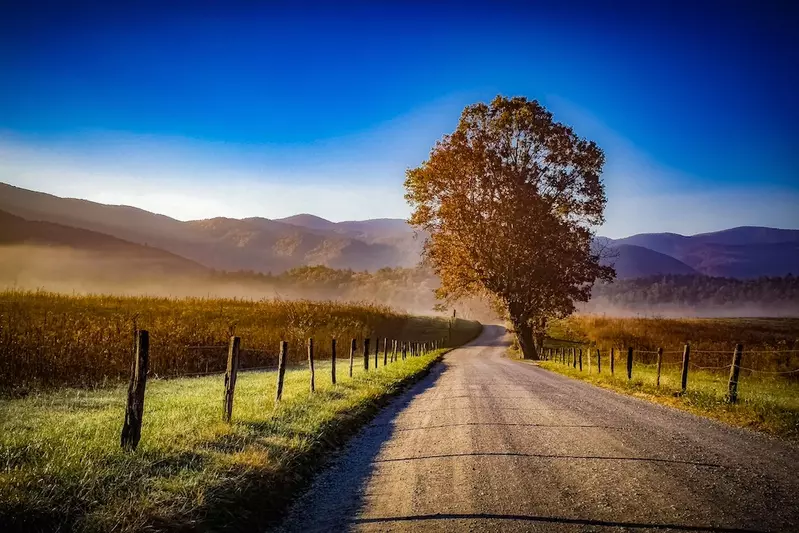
541,343,799,404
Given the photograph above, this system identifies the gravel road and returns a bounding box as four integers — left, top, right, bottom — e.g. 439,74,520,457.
276,325,799,532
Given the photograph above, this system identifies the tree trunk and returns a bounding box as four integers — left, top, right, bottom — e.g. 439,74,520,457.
531,317,547,358
515,321,539,360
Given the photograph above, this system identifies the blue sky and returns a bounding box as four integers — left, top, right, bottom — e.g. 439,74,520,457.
1,1,797,237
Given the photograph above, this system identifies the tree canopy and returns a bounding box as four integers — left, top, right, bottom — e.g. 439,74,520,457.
405,95,615,358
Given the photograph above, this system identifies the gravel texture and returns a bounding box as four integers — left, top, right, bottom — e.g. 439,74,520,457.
275,325,799,532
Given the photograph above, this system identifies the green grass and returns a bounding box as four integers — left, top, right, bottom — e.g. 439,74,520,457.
534,354,799,440
0,319,481,532
518,315,799,440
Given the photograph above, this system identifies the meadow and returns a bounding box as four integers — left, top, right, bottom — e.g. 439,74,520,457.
0,289,482,531
538,315,799,438
0,289,477,392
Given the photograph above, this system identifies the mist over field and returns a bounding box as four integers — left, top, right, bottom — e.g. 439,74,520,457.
3,244,797,320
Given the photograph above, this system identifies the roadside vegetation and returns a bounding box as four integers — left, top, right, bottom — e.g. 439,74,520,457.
0,298,481,531
532,315,799,439
0,289,478,392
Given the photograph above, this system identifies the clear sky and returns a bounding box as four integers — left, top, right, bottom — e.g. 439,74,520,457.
1,0,797,237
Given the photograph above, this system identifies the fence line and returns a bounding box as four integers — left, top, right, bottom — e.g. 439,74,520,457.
542,342,798,405
120,330,451,451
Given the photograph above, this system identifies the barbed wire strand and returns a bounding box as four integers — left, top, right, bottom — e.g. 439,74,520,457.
689,363,733,370
738,367,799,375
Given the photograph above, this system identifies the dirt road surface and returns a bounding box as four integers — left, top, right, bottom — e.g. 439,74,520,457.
276,325,799,532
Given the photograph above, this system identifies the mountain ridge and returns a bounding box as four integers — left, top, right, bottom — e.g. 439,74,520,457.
1,182,796,278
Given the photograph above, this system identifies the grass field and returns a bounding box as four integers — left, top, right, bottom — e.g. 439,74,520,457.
0,316,481,532
0,289,477,392
0,289,481,531
531,315,799,439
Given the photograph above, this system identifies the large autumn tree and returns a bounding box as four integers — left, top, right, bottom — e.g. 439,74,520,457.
405,96,615,359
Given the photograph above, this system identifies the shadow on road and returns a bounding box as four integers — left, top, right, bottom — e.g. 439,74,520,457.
388,422,626,431
350,513,765,532
372,451,723,468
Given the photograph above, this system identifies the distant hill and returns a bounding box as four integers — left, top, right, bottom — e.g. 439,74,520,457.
276,214,339,231
605,244,698,279
2,182,796,279
0,209,208,289
609,226,799,278
0,183,419,273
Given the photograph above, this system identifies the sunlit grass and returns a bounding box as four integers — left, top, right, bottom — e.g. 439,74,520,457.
0,326,480,532
531,333,799,440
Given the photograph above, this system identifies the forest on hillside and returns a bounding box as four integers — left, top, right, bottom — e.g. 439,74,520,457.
584,274,799,316
215,268,798,317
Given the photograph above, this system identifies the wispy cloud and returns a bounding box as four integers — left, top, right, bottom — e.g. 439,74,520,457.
1,95,796,235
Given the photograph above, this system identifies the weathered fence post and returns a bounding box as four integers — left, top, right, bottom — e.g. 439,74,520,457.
572,348,577,369
579,349,583,371
656,347,663,387
223,335,240,422
402,342,407,360
331,339,337,385
374,337,379,368
680,344,690,392
383,338,388,366
349,338,356,377
610,348,615,375
627,347,633,380
121,329,149,451
308,338,315,393
393,339,398,362
364,338,370,371
727,344,744,403
596,349,601,374
275,340,288,404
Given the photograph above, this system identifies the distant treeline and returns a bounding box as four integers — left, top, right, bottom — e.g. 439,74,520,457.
585,274,799,315
215,269,799,316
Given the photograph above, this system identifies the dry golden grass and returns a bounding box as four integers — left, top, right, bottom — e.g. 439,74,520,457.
0,289,474,392
537,314,799,439
549,314,799,371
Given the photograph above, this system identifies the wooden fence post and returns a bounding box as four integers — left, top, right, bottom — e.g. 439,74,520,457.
572,348,577,369
680,344,690,392
611,348,615,375
727,344,744,403
374,337,379,368
223,335,240,422
363,338,370,371
627,347,633,380
402,342,407,360
656,347,663,387
308,338,315,393
331,339,337,385
393,339,398,362
383,338,388,366
349,338,356,377
596,349,601,374
121,329,149,451
579,349,583,371
275,341,288,403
